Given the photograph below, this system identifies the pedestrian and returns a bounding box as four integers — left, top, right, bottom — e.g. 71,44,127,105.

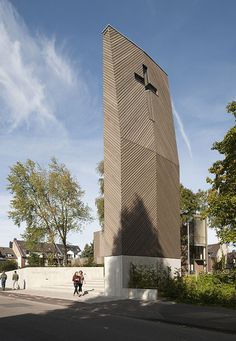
78,270,85,297
72,271,80,296
12,270,19,290
0,271,7,291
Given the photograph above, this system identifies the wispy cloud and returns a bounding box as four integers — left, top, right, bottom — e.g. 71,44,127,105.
172,101,192,158
42,38,75,86
0,0,80,132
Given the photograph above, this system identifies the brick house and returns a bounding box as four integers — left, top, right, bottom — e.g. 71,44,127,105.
0,246,17,263
11,238,81,268
207,243,228,272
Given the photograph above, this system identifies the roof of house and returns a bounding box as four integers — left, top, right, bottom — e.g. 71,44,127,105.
208,243,221,257
13,239,80,258
0,247,17,260
228,250,236,259
56,244,81,255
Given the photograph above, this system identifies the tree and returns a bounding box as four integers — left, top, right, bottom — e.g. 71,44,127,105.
7,158,92,265
0,260,18,272
180,184,199,223
180,184,199,273
206,101,236,243
95,160,104,230
80,243,94,259
195,189,208,215
179,185,208,274
28,253,41,267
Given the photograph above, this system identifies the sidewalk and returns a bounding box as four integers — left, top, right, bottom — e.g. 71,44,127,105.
105,299,236,334
0,287,123,304
1,288,236,334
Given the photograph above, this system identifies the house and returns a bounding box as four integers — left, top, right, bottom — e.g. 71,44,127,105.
207,243,228,272
12,238,81,268
0,246,17,263
227,250,236,269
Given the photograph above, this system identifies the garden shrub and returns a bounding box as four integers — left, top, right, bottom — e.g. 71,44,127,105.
0,260,18,272
129,263,236,308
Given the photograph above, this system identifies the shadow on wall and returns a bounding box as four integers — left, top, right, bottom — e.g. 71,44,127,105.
112,195,163,258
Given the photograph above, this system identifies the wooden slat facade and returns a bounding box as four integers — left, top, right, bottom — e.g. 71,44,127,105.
101,25,180,259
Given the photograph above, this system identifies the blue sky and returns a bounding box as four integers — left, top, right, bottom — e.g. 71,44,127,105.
0,0,235,248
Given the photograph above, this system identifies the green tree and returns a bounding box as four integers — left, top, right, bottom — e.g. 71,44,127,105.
81,243,94,259
95,160,104,230
180,184,199,273
206,101,236,243
195,189,208,215
28,253,41,267
0,260,18,272
180,184,199,223
7,158,92,266
179,185,207,274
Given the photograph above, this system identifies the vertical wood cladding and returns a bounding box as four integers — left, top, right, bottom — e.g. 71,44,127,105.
103,26,180,259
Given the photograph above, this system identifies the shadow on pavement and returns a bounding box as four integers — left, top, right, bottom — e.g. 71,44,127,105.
1,290,236,341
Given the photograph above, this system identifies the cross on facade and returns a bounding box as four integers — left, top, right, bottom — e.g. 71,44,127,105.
134,64,157,94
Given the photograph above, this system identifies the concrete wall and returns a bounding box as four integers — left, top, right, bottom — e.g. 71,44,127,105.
12,241,23,268
2,267,104,290
104,255,181,297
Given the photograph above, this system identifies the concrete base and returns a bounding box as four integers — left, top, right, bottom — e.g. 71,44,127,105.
104,255,180,299
128,288,158,301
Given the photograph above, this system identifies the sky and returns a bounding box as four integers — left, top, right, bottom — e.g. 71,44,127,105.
0,0,235,249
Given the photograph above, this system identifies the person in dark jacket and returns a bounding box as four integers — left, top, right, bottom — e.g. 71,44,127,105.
72,271,80,295
0,271,7,291
78,270,85,297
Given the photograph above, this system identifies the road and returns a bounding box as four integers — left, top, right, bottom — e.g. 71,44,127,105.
0,294,235,341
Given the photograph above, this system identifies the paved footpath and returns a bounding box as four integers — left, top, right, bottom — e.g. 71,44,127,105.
0,289,236,335
2,294,236,341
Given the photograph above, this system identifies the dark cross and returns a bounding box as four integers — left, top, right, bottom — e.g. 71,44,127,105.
134,64,157,94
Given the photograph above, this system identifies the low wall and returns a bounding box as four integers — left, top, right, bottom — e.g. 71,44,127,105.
104,255,181,297
128,288,158,301
2,267,104,290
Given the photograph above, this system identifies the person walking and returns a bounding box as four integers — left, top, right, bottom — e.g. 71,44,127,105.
72,271,80,296
12,270,19,290
0,271,7,291
78,270,85,297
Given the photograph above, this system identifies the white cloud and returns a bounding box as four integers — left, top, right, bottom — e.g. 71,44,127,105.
0,0,80,132
172,101,192,158
42,38,75,86
0,0,102,248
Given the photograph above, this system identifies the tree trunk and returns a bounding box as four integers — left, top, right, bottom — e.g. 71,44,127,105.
62,241,67,267
52,241,61,266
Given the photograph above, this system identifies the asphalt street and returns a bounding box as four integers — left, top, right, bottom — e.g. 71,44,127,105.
0,294,236,341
